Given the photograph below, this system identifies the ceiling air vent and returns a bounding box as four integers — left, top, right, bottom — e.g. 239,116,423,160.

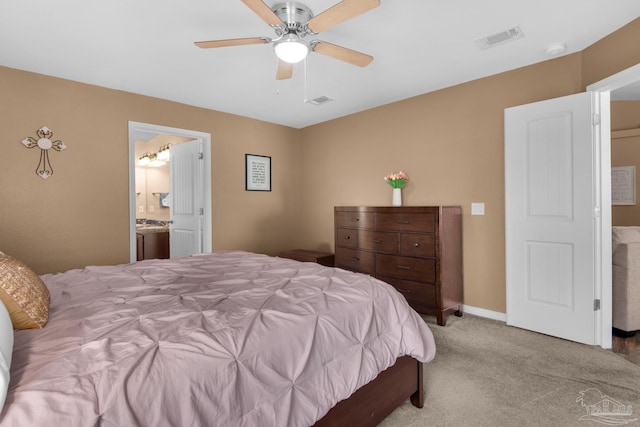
306,96,334,106
475,26,524,49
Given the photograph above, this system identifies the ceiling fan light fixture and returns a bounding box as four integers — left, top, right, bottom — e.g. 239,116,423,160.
195,0,379,79
274,34,309,63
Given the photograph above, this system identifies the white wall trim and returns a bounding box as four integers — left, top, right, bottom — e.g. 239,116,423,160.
462,305,507,322
128,121,212,263
586,64,640,350
586,63,640,93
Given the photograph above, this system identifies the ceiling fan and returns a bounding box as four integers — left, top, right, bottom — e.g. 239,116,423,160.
195,0,379,80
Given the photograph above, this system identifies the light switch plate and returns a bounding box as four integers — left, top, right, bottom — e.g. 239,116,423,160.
471,202,485,215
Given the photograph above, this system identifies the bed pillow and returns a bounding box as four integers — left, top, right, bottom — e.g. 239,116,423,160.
0,251,50,329
0,300,13,412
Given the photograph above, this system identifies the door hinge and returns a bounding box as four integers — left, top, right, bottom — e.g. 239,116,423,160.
198,152,204,160
594,299,601,311
592,113,601,125
199,208,204,216
593,206,601,218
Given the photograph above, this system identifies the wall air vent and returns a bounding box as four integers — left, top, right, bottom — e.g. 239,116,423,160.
475,26,524,49
305,96,334,106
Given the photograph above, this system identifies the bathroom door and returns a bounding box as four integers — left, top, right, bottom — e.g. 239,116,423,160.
169,139,204,257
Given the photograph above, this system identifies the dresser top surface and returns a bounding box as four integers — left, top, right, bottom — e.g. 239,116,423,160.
335,206,461,212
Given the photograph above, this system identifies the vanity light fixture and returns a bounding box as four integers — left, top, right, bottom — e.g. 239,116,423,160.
138,152,166,167
138,152,152,167
157,143,172,161
148,153,166,167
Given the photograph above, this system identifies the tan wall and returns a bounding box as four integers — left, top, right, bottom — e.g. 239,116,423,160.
611,134,640,226
298,55,584,313
611,101,640,226
296,17,640,314
611,101,640,131
0,66,302,274
1,17,639,314
582,18,640,88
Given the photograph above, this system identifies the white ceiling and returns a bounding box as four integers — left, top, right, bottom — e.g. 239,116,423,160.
1,1,640,128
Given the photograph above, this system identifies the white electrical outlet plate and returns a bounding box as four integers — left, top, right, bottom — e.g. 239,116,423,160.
471,203,485,215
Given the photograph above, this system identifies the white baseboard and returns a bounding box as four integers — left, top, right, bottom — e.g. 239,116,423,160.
462,305,507,322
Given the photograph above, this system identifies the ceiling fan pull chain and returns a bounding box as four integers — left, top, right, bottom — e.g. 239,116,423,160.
303,57,308,103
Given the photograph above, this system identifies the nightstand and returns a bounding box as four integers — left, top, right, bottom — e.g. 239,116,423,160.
278,249,335,267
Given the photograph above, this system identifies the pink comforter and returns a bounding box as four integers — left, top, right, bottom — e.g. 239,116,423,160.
1,251,435,426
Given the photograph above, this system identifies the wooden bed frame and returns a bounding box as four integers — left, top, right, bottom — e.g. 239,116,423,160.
313,356,424,427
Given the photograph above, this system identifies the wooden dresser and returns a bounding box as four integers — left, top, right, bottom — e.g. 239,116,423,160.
334,206,463,325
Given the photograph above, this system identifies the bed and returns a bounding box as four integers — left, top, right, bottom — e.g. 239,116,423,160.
0,250,436,426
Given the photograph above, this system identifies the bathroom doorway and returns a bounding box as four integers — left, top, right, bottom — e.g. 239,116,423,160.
128,122,212,262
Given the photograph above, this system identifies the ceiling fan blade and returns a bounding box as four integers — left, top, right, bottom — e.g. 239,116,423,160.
313,41,373,67
276,59,293,80
194,37,269,49
241,0,284,27
307,0,380,33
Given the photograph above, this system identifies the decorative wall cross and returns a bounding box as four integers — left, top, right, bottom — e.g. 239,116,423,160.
21,126,67,179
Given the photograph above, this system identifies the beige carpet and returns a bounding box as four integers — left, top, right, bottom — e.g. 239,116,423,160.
381,314,640,426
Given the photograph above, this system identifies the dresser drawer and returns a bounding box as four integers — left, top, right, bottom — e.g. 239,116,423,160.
378,275,436,308
400,233,435,258
376,254,436,282
336,228,358,248
359,230,398,253
335,206,463,326
335,211,375,229
335,248,376,274
376,213,435,232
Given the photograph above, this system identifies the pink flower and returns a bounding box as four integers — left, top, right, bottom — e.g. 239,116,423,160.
384,171,408,188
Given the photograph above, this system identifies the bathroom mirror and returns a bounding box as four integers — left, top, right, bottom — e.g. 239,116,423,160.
135,134,193,225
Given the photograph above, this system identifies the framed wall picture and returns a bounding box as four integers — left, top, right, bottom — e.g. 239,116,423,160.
245,154,271,191
612,166,636,205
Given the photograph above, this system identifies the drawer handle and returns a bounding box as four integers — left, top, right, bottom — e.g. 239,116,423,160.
397,288,411,294
351,257,360,262
396,220,410,224
351,217,360,222
372,239,382,243
344,235,351,240
414,243,420,247
397,265,411,270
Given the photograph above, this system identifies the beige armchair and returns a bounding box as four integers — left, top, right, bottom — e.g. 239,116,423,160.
612,226,640,335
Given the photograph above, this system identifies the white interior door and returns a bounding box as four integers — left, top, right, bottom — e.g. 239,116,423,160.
170,139,204,257
505,92,599,345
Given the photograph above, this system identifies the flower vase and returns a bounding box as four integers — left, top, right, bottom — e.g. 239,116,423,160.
392,187,402,207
